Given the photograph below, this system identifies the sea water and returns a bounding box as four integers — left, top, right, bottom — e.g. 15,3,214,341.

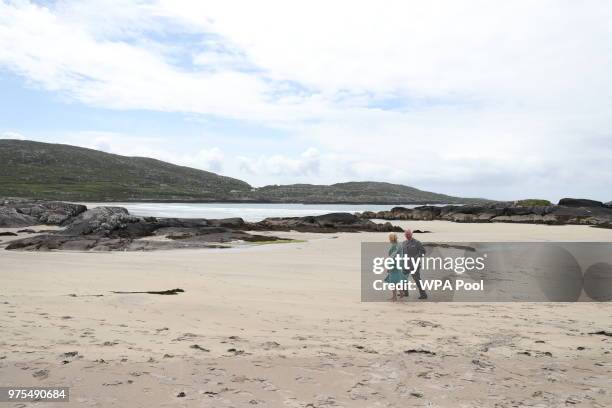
80,202,439,222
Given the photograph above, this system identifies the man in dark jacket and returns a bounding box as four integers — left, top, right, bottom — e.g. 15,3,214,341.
402,229,428,299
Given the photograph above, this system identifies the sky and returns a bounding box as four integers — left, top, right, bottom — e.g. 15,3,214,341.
1,0,611,201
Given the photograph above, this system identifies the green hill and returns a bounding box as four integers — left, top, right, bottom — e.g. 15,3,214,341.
0,139,488,204
252,182,486,204
0,139,251,201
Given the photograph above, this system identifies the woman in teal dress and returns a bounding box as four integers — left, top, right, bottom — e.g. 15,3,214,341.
385,232,406,301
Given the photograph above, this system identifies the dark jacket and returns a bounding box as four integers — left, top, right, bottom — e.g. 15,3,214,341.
402,238,426,272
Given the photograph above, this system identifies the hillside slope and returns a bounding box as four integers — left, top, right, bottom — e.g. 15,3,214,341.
0,140,251,201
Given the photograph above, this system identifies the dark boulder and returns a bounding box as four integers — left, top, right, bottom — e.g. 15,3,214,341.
0,199,86,227
0,206,38,227
314,212,362,225
358,211,378,219
61,208,230,239
389,207,413,219
357,201,612,226
157,226,232,240
5,234,131,251
249,212,402,233
207,217,246,228
411,206,443,220
60,207,141,237
152,218,208,229
504,206,536,216
558,198,605,208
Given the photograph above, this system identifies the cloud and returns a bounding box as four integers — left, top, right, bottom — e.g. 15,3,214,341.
192,148,224,172
0,0,611,200
238,148,320,178
6,1,611,119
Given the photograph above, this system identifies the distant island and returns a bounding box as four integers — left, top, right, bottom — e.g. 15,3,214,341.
0,140,488,204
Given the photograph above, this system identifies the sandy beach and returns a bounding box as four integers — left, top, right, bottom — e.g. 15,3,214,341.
1,221,612,407
3,1,612,405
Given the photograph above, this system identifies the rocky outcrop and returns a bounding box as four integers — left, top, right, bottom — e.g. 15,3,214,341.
5,235,134,251
0,206,36,227
60,206,141,236
4,202,398,251
247,212,402,233
558,198,607,208
0,198,86,227
6,205,278,251
359,199,612,226
5,227,279,251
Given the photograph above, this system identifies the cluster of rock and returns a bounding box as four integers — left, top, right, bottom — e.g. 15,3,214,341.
4,206,277,251
248,213,402,233
2,201,400,251
359,198,612,227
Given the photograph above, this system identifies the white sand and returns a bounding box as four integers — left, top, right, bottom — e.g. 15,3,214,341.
1,221,611,407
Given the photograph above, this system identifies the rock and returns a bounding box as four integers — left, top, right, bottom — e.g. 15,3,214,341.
0,231,18,236
0,206,37,227
249,213,402,233
411,206,442,220
207,217,246,228
0,199,86,227
358,201,612,227
389,207,415,219
16,229,36,233
490,214,545,223
156,226,273,244
61,207,142,237
57,207,278,246
5,235,131,251
359,211,378,219
445,213,476,223
548,205,606,225
558,198,605,207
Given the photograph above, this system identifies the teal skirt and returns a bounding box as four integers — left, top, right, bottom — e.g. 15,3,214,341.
385,269,406,284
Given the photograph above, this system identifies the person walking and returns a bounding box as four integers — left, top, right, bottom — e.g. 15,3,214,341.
401,229,428,299
384,233,406,301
